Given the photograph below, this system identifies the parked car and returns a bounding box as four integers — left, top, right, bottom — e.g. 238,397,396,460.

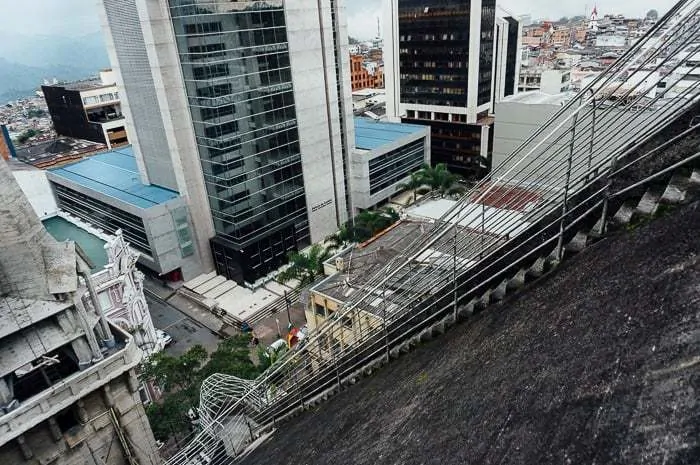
155,329,173,347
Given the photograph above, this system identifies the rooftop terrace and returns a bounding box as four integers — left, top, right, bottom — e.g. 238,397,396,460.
49,146,179,209
354,117,426,151
242,201,700,465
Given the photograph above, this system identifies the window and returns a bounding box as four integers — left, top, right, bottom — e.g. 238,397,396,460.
98,292,112,311
193,64,229,80
184,22,222,35
188,43,226,58
200,104,235,121
315,304,326,318
197,83,232,98
204,121,239,138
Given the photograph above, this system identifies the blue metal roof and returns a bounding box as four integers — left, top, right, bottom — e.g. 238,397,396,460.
354,117,426,151
50,146,179,209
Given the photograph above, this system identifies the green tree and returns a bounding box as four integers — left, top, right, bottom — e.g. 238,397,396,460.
327,207,401,246
16,129,38,145
277,244,332,287
397,171,426,203
141,336,261,441
419,163,465,197
646,9,659,21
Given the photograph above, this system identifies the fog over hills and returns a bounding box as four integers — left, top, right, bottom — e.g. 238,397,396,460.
0,31,109,102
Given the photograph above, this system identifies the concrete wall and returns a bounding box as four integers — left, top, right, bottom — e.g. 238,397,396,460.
11,169,58,220
98,0,179,191
286,0,352,242
0,372,159,465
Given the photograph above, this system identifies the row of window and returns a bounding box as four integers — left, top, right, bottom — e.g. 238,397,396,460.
369,140,426,195
52,183,152,256
193,63,229,80
82,92,119,106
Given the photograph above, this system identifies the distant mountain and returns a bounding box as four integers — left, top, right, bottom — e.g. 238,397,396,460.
0,32,110,103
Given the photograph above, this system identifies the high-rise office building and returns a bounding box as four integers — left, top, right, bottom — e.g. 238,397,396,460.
99,0,354,284
384,0,520,178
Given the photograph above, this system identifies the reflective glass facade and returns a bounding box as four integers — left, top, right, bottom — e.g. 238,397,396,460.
52,183,152,256
478,0,496,105
396,0,496,179
168,1,310,283
368,139,425,195
398,1,471,107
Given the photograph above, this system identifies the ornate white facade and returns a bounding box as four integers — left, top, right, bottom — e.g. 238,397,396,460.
92,229,159,354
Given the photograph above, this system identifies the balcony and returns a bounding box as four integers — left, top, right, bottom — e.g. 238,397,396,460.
0,325,141,445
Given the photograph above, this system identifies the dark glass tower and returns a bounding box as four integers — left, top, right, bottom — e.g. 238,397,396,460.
388,0,501,179
168,2,310,283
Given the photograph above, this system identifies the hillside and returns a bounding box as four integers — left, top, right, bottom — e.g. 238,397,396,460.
0,32,109,102
241,202,700,465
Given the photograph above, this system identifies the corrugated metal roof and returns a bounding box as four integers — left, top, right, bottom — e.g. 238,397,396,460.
354,117,426,151
50,146,178,209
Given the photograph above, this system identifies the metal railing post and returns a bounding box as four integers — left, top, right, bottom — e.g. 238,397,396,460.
382,266,390,362
587,93,597,182
452,224,458,321
555,98,581,261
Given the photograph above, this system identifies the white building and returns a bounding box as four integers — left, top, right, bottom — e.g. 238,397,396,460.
98,0,355,284
519,68,572,94
351,118,430,211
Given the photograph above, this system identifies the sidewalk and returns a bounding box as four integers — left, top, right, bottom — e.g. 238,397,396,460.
250,302,307,346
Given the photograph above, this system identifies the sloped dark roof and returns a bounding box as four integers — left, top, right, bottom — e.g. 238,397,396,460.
241,202,700,465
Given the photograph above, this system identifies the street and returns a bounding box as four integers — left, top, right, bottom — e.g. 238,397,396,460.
145,291,222,356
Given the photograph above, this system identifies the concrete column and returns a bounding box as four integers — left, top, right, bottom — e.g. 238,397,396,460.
71,338,95,370
79,269,115,348
103,385,115,408
127,369,139,394
16,435,33,460
76,400,89,424
0,378,12,405
48,417,62,441
72,299,104,364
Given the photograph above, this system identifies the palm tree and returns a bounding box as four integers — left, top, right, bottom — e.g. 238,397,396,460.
277,244,332,287
420,163,464,197
397,171,425,204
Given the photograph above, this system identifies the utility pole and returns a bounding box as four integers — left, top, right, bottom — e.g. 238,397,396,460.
284,290,292,327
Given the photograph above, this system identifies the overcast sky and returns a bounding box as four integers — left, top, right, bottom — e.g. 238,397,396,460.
0,0,676,38
349,0,677,39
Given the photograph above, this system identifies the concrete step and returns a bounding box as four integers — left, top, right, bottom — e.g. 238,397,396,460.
183,271,217,291
636,187,663,216
589,215,607,238
660,172,690,204
612,200,637,225
565,231,590,253
204,280,237,299
193,275,227,295
690,168,700,185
